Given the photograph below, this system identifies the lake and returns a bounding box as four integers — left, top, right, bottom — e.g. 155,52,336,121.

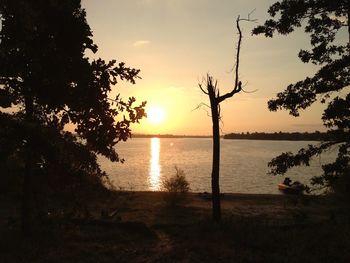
99,138,335,194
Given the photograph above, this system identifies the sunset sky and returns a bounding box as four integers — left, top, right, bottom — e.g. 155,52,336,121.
82,0,329,135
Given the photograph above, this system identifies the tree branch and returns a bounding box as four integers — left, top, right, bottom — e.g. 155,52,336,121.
217,14,253,103
199,82,209,95
192,102,211,111
217,81,242,103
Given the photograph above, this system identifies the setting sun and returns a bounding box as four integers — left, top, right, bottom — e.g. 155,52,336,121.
147,106,166,124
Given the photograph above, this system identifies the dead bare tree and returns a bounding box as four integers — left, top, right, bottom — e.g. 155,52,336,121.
199,15,254,222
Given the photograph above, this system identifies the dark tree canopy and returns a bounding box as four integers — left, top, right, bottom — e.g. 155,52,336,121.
0,0,145,162
253,0,349,191
0,0,146,232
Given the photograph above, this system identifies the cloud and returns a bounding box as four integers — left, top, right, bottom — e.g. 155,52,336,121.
133,40,151,47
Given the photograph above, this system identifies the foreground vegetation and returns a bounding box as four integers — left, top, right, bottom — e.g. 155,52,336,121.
1,191,349,263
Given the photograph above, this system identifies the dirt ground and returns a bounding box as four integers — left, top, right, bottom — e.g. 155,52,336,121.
1,191,349,263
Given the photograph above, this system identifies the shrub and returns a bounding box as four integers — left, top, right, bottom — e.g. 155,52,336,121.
161,166,190,206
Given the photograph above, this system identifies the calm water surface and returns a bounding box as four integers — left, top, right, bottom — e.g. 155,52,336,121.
99,138,335,194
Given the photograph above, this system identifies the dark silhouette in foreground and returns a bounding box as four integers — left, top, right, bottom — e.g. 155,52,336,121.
1,192,350,263
0,0,146,236
253,0,350,197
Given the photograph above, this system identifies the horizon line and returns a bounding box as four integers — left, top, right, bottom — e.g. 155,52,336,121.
132,130,328,138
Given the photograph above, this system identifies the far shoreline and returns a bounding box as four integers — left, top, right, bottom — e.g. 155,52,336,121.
132,131,329,141
107,190,318,198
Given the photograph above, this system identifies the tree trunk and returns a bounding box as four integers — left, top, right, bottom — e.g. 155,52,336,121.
209,92,221,222
348,3,350,45
22,95,34,236
199,16,246,223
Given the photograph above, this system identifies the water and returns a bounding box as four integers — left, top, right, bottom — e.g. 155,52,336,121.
99,138,335,194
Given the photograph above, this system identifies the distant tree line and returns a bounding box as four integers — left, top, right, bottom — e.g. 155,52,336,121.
223,131,334,141
133,134,211,138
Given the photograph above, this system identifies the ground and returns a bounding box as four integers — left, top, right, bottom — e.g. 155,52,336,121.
1,191,349,263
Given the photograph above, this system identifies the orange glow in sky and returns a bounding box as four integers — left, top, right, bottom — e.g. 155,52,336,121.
81,0,337,135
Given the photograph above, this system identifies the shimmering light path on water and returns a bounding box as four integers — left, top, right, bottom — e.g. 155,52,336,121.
99,138,335,194
149,138,161,191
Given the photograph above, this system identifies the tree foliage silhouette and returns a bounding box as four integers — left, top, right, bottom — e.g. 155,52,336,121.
253,0,349,192
199,15,252,222
0,0,146,235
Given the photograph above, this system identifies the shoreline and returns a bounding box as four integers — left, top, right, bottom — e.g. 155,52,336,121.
2,189,345,263
0,190,323,223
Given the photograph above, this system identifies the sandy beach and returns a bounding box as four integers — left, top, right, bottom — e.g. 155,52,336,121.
96,191,328,226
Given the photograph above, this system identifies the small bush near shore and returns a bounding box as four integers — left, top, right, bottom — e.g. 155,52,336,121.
161,166,190,206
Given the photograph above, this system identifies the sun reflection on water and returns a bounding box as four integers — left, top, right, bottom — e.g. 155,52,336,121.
149,138,161,191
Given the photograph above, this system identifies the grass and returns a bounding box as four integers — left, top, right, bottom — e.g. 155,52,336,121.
1,191,349,263
156,219,350,263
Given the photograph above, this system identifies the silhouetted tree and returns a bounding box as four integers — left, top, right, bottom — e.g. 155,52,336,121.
253,0,349,192
199,16,251,222
0,0,146,235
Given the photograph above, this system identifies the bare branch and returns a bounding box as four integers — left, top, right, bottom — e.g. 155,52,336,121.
239,9,258,23
204,107,212,118
216,13,256,103
192,102,211,111
242,88,258,93
248,8,257,21
199,82,209,95
234,15,242,92
193,102,212,117
217,81,242,103
242,82,258,93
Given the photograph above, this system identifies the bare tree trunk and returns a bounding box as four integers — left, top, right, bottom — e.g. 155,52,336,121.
22,95,34,236
210,96,221,222
198,15,251,223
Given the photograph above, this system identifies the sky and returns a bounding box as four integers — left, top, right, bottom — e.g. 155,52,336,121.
81,0,328,135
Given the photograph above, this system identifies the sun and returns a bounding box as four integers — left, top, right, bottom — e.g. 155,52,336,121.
147,106,165,124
